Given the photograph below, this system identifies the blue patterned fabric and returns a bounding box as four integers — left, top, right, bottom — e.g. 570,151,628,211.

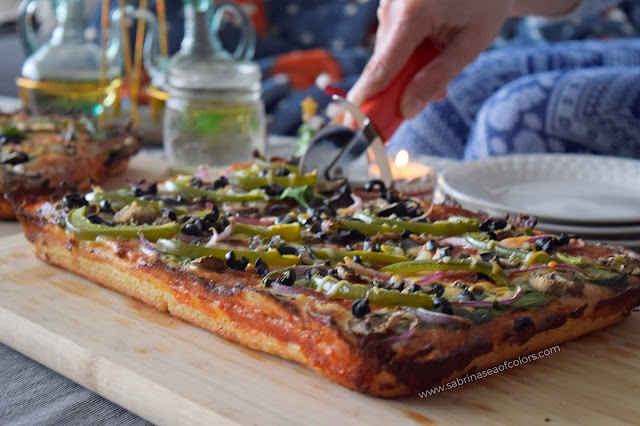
388,38,640,159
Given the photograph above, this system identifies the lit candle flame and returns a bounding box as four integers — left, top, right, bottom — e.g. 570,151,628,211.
395,150,409,168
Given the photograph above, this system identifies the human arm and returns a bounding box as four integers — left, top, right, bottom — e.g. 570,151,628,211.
347,0,584,119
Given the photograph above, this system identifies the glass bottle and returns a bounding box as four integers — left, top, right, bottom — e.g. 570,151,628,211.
17,0,128,115
162,0,265,172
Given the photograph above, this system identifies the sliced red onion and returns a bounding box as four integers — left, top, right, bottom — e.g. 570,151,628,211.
268,282,327,299
233,216,276,226
175,233,201,243
451,284,523,307
373,273,390,281
138,233,165,256
205,223,235,247
508,263,601,280
439,237,473,249
321,219,334,234
406,308,471,327
346,193,363,212
527,235,555,243
384,324,417,344
416,271,446,286
204,202,214,210
193,165,210,180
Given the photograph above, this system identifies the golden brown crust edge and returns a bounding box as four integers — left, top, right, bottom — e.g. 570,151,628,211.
18,214,640,398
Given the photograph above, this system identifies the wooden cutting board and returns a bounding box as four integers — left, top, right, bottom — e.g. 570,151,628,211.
1,233,640,425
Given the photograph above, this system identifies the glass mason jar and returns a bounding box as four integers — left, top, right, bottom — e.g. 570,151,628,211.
164,77,266,172
162,0,264,172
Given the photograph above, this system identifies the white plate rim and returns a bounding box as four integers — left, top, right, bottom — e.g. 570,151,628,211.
439,154,640,225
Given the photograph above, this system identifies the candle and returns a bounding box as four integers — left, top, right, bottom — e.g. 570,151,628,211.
390,150,435,199
391,150,432,180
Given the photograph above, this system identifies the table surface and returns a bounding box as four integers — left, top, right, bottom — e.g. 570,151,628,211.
2,153,640,426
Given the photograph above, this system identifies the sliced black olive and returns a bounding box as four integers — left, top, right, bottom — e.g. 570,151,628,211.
422,283,445,297
274,167,290,177
183,219,206,236
457,288,476,301
161,208,177,221
1,150,30,165
213,216,230,233
98,199,114,214
479,218,508,232
274,269,297,286
377,203,405,217
62,192,88,209
203,210,219,227
210,176,229,190
372,279,387,288
426,239,439,251
405,283,420,293
535,236,560,254
433,297,453,315
134,182,157,197
389,281,405,292
351,299,370,318
364,179,387,198
401,200,422,218
225,251,249,271
259,184,285,197
257,169,269,177
189,177,203,187
254,258,269,276
352,254,362,264
480,252,498,261
86,213,105,224
276,245,298,256
325,183,353,209
438,246,452,258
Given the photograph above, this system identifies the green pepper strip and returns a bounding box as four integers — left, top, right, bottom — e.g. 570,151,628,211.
306,274,433,309
312,248,408,266
87,191,188,215
155,238,301,267
233,222,301,242
253,158,301,174
230,169,317,190
379,258,510,287
65,207,181,241
351,212,479,237
464,233,551,265
163,180,267,203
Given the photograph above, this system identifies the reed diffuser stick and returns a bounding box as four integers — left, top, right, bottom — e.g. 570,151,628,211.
156,0,168,57
99,0,110,126
118,0,133,84
131,0,149,129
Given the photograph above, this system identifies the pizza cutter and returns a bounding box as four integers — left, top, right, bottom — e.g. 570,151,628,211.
299,40,439,184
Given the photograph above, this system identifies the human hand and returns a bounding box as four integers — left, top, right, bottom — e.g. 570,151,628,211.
347,0,515,119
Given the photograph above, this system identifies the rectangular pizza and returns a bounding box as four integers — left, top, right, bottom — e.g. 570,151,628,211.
13,158,640,397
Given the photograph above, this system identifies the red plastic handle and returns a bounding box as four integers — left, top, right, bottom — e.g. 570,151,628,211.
360,40,439,142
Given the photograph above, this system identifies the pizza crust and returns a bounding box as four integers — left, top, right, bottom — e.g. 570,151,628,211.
19,215,640,397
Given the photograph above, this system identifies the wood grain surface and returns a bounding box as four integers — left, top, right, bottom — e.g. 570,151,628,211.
1,232,639,426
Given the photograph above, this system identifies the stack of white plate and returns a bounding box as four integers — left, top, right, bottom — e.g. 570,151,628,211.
437,154,640,251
